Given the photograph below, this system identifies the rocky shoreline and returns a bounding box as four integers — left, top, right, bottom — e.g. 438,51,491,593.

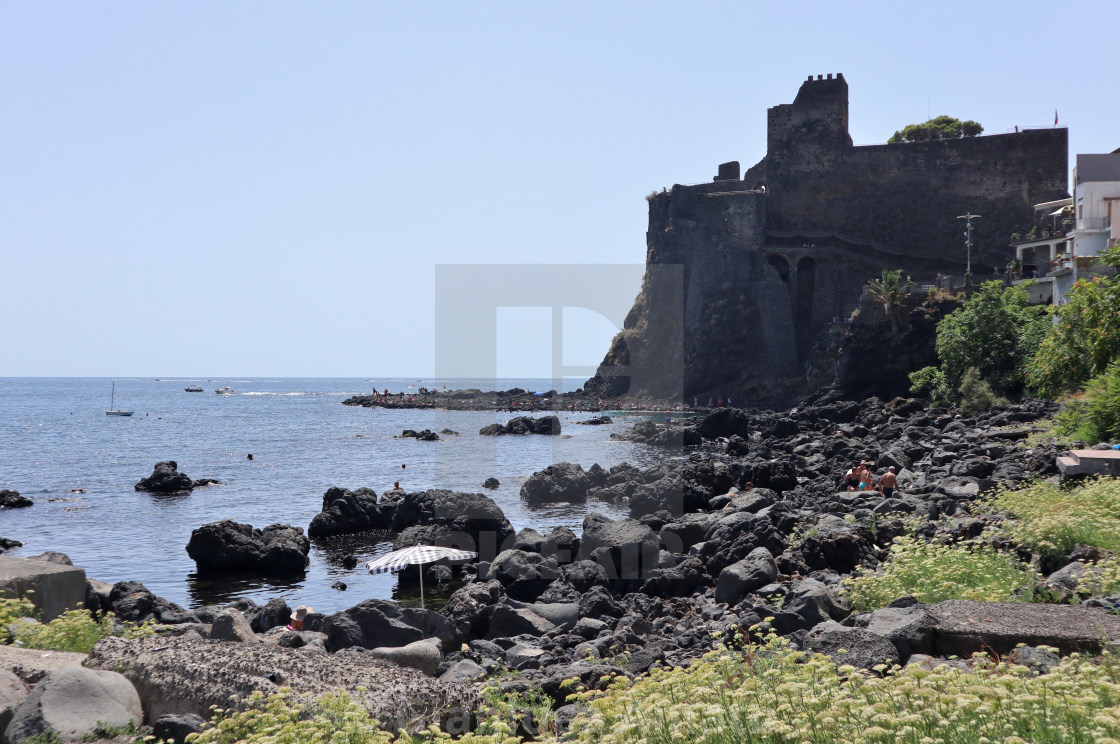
4,391,1119,742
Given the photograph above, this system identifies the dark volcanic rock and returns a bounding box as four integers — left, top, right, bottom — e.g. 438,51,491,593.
697,408,751,440
577,513,660,587
134,461,207,494
323,598,460,652
310,488,514,560
806,624,902,670
479,416,561,436
134,461,194,493
576,416,613,425
108,581,199,624
186,520,310,574
0,536,24,553
482,478,500,489
389,490,515,561
521,463,590,505
308,486,382,537
0,490,32,509
400,429,440,441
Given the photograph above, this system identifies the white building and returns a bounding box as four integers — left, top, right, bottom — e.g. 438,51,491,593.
1010,149,1120,305
1070,152,1120,259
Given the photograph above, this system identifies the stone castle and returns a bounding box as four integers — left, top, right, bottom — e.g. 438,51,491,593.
586,74,1069,406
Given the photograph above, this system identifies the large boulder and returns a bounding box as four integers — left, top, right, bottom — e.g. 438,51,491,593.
714,547,778,605
577,514,660,587
308,487,383,537
482,550,560,602
85,635,476,734
0,556,86,621
364,639,442,676
209,608,261,643
521,463,590,505
108,581,198,625
850,604,935,661
0,669,28,736
390,490,515,562
322,599,460,653
134,461,197,493
0,491,32,509
697,408,751,440
3,667,141,744
805,624,902,671
186,521,310,574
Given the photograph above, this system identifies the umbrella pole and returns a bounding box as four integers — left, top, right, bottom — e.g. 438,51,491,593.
419,561,425,610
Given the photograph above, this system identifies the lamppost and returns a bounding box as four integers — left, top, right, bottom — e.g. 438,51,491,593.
956,212,981,278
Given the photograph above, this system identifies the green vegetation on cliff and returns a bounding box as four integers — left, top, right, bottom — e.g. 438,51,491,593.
909,281,1047,408
888,115,983,143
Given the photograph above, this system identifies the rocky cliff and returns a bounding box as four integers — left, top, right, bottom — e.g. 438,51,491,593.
586,74,1067,407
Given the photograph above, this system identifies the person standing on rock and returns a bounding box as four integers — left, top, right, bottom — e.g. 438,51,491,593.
880,466,898,499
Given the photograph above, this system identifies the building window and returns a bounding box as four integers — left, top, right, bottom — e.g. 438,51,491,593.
1079,205,1084,219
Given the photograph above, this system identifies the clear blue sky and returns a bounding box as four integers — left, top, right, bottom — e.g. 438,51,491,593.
3,1,1117,378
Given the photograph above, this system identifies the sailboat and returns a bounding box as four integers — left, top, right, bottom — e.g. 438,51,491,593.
105,382,134,417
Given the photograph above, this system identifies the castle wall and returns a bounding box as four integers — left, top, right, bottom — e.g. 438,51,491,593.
767,129,1069,268
588,75,1071,406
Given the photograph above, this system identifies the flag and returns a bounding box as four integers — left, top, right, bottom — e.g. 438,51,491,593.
1055,109,1059,126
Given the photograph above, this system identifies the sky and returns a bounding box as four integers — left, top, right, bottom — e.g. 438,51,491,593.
2,1,1118,378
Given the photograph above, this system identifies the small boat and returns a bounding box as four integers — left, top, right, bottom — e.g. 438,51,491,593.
105,382,134,417
215,387,235,395
185,385,203,392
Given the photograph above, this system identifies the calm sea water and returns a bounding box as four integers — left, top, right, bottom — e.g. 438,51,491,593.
0,377,670,613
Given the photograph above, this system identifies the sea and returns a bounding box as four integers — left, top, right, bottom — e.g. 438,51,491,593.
0,377,673,614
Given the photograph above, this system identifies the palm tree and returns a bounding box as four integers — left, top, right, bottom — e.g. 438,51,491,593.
865,269,914,333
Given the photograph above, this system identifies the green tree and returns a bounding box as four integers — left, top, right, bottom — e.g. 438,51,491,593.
958,366,1005,416
929,281,1048,400
888,115,984,143
864,269,914,333
1026,244,1120,397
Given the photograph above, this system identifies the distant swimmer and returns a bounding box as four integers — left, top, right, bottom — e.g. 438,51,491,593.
246,453,254,461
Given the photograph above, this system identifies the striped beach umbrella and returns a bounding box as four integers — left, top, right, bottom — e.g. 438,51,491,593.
365,545,478,609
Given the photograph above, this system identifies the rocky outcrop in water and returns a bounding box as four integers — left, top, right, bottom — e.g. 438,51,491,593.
308,488,515,562
479,416,561,436
185,520,310,574
0,490,32,509
134,461,221,494
400,429,440,441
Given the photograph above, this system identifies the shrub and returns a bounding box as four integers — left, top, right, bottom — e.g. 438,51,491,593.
189,689,394,744
0,597,36,644
908,366,950,406
842,536,1038,611
958,366,1005,416
1078,555,1120,597
982,478,1120,558
558,633,1120,744
1053,360,1120,445
1027,245,1120,398
0,599,159,654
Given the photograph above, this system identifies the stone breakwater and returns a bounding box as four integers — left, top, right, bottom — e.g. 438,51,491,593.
342,387,679,413
7,391,1119,742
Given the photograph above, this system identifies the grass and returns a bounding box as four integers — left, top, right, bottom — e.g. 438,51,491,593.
842,536,1039,611
981,478,1120,558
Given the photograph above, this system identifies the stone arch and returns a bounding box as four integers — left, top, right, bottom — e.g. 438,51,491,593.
767,254,790,282
795,256,816,363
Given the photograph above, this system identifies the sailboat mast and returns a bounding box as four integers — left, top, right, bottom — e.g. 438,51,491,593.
110,382,115,410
